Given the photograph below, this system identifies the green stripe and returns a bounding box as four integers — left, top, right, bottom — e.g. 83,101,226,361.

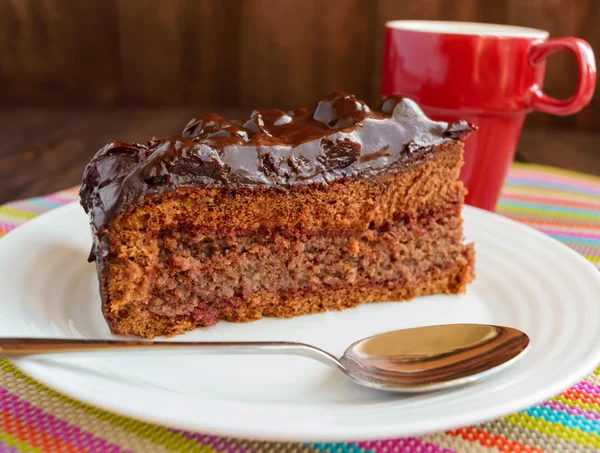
504,413,600,448
0,431,43,453
497,204,600,221
552,396,600,413
0,207,38,221
498,200,600,217
1,360,215,453
580,254,600,265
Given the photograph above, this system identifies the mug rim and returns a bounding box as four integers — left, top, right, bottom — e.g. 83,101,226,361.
386,20,549,39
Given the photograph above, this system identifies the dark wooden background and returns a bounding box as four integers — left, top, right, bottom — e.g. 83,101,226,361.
0,0,599,203
2,0,599,129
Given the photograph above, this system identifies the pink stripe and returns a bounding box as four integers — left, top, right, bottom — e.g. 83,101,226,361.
535,228,600,240
0,221,17,236
538,401,600,421
539,227,600,236
508,170,600,188
42,194,77,205
571,381,600,395
0,388,128,453
351,437,455,453
173,430,249,453
0,439,20,453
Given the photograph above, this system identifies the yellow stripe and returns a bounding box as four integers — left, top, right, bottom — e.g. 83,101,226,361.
2,360,216,453
581,256,600,266
504,413,600,448
0,207,38,221
0,431,43,453
581,255,600,265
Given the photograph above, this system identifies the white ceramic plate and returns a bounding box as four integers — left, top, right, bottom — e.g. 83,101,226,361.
1,202,600,441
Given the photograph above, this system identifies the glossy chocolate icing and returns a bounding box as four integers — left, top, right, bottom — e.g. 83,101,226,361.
80,92,473,260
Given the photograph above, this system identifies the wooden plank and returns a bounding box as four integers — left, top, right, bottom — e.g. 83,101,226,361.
116,0,241,107
0,107,245,203
517,128,600,176
0,0,597,133
238,0,370,110
0,0,120,105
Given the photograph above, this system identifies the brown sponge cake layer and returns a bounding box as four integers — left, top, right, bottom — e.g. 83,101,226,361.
100,142,463,259
100,159,473,338
109,259,474,338
152,209,465,309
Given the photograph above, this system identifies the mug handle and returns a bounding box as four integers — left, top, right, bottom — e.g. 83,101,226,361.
528,38,596,115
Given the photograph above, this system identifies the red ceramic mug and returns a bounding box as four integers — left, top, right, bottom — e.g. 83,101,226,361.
381,21,596,211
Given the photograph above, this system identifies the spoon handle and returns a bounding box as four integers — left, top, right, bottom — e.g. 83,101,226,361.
0,338,344,371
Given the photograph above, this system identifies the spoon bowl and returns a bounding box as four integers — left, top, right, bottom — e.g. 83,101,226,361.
0,323,529,393
339,324,530,392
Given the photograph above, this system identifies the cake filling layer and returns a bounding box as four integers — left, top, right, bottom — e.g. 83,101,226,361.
113,208,473,324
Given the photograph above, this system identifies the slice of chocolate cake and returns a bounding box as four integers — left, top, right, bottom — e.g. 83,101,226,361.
80,92,475,339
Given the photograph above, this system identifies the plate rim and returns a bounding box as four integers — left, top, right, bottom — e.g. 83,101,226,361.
2,201,600,441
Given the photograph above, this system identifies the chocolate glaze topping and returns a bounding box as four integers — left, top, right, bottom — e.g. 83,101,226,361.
80,92,474,261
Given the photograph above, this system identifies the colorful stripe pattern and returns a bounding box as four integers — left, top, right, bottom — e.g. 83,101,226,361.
0,163,599,453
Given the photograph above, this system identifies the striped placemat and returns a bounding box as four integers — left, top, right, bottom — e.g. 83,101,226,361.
0,162,599,453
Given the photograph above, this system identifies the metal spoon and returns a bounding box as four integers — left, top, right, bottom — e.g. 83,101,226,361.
0,323,529,393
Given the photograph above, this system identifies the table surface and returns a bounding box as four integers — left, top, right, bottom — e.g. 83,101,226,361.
1,108,599,204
